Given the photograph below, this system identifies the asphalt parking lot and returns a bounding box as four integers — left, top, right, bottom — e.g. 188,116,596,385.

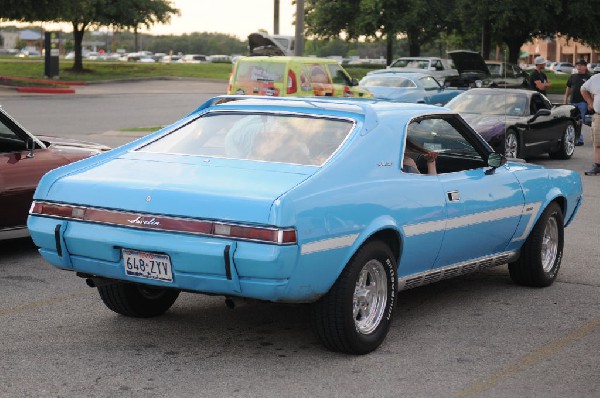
0,81,598,397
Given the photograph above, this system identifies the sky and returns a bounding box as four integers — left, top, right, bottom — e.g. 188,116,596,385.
0,0,297,40
146,0,297,39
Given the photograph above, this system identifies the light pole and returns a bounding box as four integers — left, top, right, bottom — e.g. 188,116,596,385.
274,0,280,35
294,0,304,56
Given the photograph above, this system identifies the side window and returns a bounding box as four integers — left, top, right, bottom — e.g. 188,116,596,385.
530,94,550,113
504,64,515,78
405,116,488,174
327,63,351,85
433,60,443,71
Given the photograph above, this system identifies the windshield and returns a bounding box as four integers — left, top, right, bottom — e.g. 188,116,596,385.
360,75,417,88
390,59,430,69
486,63,501,75
138,113,354,166
446,92,527,116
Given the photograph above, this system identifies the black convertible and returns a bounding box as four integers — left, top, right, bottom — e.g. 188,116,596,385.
446,88,580,160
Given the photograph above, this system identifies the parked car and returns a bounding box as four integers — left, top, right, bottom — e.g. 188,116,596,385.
446,50,493,88
552,62,575,74
0,106,109,240
28,95,582,354
359,71,462,105
387,56,458,84
227,56,372,98
248,32,295,56
178,54,208,63
445,88,579,159
586,63,600,74
485,61,529,88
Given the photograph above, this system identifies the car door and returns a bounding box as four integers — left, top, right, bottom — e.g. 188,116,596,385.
0,115,66,230
526,93,569,147
407,115,524,268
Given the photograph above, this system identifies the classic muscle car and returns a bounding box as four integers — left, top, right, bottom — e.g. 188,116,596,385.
446,88,580,159
28,96,583,354
0,105,109,240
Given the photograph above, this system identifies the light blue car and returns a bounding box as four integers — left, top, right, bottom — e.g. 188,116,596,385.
359,71,463,105
28,96,583,354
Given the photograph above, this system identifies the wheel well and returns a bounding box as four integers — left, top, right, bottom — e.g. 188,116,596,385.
364,229,401,263
551,197,566,217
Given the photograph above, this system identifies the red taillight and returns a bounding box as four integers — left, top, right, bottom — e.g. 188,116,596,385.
343,86,354,97
30,201,297,245
287,70,297,94
30,201,85,219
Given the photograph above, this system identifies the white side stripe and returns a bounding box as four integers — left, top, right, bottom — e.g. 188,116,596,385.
512,202,542,241
301,234,359,255
404,204,527,237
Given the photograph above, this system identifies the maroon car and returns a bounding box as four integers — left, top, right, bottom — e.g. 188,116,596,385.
0,106,110,240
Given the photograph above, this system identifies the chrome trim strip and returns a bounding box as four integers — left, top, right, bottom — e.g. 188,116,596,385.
398,251,519,291
301,233,359,255
30,201,296,245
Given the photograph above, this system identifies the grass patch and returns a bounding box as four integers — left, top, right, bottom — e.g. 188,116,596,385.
0,58,233,82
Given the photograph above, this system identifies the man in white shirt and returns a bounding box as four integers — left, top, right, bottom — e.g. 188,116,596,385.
580,74,600,175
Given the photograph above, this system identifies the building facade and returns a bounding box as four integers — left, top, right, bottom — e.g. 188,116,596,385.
521,36,600,64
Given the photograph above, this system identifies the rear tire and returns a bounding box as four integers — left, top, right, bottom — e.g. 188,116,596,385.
549,123,575,159
509,203,563,287
310,241,396,354
98,282,180,317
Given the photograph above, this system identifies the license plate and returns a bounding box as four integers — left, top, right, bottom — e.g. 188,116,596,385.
122,249,173,282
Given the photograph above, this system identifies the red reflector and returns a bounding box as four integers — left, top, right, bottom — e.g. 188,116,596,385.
280,229,297,244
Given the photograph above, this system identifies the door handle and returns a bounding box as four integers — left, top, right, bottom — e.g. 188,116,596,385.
447,191,461,202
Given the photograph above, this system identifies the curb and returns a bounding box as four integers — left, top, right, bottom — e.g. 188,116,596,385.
16,87,76,94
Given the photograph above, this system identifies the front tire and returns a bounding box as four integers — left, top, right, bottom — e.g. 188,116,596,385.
505,130,520,159
310,241,396,354
509,203,564,287
98,282,180,318
549,123,575,159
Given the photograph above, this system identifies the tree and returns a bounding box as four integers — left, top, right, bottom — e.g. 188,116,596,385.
104,0,179,52
304,0,454,64
0,0,178,72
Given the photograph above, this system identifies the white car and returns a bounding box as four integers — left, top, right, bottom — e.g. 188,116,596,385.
387,57,458,85
552,62,575,73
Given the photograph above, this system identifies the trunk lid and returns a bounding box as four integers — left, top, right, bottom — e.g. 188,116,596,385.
45,152,314,224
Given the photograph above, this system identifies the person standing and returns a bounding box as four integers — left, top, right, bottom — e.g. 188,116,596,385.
564,59,591,145
529,56,552,95
580,73,600,175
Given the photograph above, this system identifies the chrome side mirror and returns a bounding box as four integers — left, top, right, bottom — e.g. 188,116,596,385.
26,137,35,158
485,152,507,175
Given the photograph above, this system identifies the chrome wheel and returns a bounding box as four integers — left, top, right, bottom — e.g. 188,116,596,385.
505,132,518,159
541,217,559,272
353,259,388,334
563,124,576,157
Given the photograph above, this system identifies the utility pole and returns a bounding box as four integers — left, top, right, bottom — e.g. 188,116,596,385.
274,0,280,35
294,0,304,56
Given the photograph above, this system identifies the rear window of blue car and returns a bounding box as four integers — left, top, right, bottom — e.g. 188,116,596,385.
137,113,354,166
